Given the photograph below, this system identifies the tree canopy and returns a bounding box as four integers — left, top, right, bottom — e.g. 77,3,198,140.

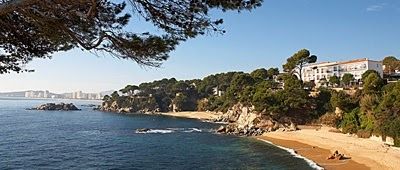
341,73,354,87
0,0,262,73
382,56,400,74
329,75,340,87
282,49,317,82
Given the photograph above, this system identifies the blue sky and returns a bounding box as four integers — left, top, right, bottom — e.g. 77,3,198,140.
1,0,400,93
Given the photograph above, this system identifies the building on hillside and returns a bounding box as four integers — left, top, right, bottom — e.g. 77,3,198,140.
212,87,224,97
300,58,383,87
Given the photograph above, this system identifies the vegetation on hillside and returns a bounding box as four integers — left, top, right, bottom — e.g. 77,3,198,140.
103,50,400,146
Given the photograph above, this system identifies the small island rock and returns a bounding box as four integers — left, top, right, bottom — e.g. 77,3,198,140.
30,103,81,111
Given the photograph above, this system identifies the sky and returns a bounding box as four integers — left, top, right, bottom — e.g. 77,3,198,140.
1,0,400,93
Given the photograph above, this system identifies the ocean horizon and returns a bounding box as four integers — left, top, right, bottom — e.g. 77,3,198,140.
0,97,319,169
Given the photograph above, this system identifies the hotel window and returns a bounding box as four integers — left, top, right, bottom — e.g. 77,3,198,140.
317,75,320,80
333,67,337,71
321,69,324,73
317,69,319,73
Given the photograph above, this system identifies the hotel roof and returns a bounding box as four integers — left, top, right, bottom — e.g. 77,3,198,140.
304,58,381,67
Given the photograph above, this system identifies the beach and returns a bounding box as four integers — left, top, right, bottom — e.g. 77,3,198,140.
159,111,220,121
257,127,400,170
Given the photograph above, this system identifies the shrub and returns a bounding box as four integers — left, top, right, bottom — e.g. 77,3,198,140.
319,113,341,127
340,108,360,134
356,129,372,138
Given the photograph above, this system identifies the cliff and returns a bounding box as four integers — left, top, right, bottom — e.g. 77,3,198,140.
215,103,297,136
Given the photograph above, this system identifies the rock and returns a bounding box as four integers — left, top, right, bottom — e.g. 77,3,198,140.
327,150,348,160
30,103,80,111
216,126,226,133
118,107,134,113
289,122,298,131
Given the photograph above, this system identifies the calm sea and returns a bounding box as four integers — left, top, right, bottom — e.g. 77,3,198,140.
0,97,317,169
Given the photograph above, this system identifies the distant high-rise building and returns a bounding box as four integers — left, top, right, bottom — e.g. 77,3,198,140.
43,90,49,98
25,91,34,98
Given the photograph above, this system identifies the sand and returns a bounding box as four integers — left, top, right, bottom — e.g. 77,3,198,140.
257,127,400,170
159,111,220,121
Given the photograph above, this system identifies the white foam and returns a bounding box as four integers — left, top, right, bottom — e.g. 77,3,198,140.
184,128,202,133
137,129,174,134
201,120,228,124
257,139,324,170
136,128,204,134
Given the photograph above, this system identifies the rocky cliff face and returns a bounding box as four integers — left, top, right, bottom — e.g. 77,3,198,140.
215,103,297,136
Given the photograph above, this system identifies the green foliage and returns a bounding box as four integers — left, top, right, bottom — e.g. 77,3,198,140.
330,91,357,112
111,91,120,100
282,49,317,81
382,56,400,74
340,108,361,134
250,68,269,81
0,0,263,73
120,85,139,96
329,75,340,87
374,82,400,136
313,87,333,117
361,70,381,82
224,73,255,103
103,95,111,101
267,68,280,79
303,81,316,90
362,72,384,95
173,94,196,111
99,51,400,144
387,118,400,146
341,73,354,86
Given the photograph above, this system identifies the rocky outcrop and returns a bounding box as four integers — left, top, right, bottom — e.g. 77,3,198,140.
214,103,298,136
30,103,80,111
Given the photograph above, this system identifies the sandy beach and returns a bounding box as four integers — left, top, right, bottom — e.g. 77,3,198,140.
257,127,400,170
159,111,220,121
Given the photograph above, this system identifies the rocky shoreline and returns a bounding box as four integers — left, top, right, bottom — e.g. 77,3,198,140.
213,104,298,136
98,101,298,137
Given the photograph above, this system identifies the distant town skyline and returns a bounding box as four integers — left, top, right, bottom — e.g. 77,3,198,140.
0,90,107,100
1,0,399,93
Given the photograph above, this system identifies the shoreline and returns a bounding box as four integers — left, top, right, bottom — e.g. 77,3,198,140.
256,136,369,170
257,127,400,170
158,111,220,121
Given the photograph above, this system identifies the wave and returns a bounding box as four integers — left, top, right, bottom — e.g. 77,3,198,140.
201,120,228,124
136,129,174,134
257,139,324,170
183,128,202,133
136,128,203,134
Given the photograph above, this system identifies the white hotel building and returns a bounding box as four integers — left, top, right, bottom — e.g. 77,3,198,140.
300,58,383,86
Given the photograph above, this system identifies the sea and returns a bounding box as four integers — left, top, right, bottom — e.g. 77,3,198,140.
0,97,321,169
